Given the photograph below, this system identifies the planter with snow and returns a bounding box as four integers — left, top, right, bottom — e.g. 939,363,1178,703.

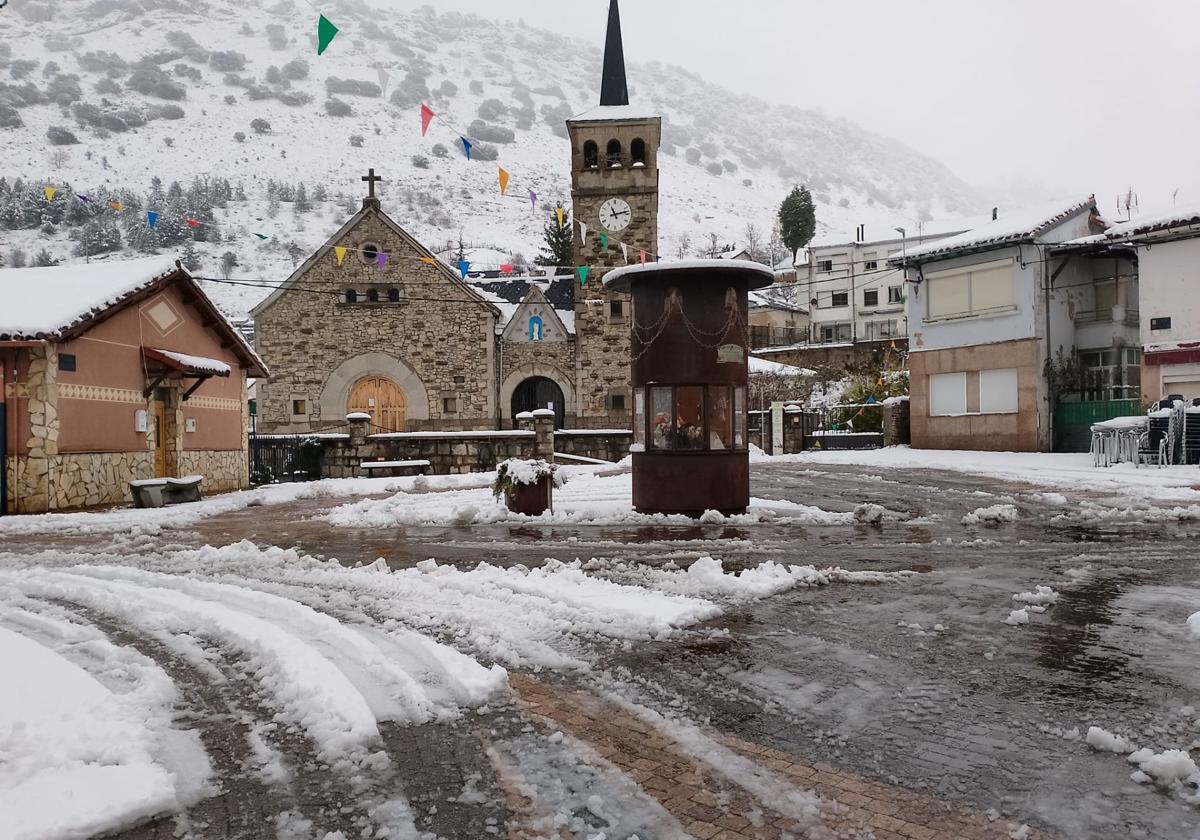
493,458,563,516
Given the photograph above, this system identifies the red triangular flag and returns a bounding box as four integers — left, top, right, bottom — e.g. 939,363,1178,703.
186,218,201,229
420,103,435,136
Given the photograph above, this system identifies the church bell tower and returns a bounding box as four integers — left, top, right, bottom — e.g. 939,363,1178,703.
568,0,661,428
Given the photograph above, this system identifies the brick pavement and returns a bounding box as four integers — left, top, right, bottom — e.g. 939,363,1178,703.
509,674,1056,840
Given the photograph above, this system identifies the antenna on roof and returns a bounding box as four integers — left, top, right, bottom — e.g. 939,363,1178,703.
1172,187,1180,207
992,207,998,221
1117,187,1139,222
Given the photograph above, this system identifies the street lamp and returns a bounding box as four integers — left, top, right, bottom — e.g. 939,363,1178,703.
893,226,907,282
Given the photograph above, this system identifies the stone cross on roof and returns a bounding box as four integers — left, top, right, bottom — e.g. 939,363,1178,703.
362,168,383,200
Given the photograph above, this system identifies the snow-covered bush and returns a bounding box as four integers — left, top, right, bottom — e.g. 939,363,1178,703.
9,59,38,80
0,106,23,128
411,155,429,169
492,459,564,500
470,142,499,162
468,120,514,144
173,63,202,82
127,66,185,100
165,31,208,63
233,131,245,142
325,98,353,117
265,24,288,50
438,80,457,97
349,134,364,147
469,79,484,94
209,51,247,72
431,143,448,158
250,118,270,134
476,98,507,121
282,59,309,80
46,125,79,145
706,162,724,176
94,77,120,95
325,77,382,98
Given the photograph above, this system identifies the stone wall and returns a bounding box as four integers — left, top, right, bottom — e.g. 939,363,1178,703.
882,399,911,447
178,450,248,493
554,430,632,463
501,341,578,425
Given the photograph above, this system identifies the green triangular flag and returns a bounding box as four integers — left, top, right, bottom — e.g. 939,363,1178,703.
600,233,609,250
317,14,339,55
576,266,590,287
254,232,268,241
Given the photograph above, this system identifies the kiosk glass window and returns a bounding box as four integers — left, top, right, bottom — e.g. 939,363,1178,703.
734,386,747,448
675,386,705,450
708,386,732,450
633,390,646,448
650,387,674,450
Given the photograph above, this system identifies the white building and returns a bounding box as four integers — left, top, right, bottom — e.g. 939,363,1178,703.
801,219,977,345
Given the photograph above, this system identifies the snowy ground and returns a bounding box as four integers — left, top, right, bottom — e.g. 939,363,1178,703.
3,455,1200,839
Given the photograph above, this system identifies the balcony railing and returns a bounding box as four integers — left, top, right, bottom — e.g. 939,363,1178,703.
751,326,810,349
1074,307,1140,327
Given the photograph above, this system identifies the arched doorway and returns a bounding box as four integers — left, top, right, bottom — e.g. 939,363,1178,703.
348,376,407,431
511,377,565,428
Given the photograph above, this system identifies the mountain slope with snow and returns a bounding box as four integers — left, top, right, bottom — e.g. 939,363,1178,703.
0,0,982,317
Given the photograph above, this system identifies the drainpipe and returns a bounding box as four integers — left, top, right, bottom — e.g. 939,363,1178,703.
0,352,8,516
1044,249,1074,450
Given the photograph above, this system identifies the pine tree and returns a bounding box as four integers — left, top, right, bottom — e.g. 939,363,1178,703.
33,248,59,267
0,250,5,268
75,217,122,257
778,185,817,257
294,183,310,213
312,183,328,203
534,207,573,267
181,238,202,270
220,251,238,278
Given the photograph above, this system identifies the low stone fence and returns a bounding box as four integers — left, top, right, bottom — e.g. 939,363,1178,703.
313,413,632,479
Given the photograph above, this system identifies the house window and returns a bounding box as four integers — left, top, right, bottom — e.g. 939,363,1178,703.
291,398,308,416
583,140,600,169
864,259,878,271
360,243,380,264
606,139,623,168
609,299,625,319
609,393,627,412
528,316,544,341
59,353,77,372
928,372,967,416
1151,317,1171,331
979,368,1018,414
926,260,1014,320
387,287,401,303
863,289,879,308
344,289,358,303
454,375,466,385
442,397,458,414
888,285,903,305
367,288,380,303
817,259,833,273
831,291,849,308
820,323,852,343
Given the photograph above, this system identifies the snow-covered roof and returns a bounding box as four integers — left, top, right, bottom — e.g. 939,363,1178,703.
809,214,983,251
146,349,232,376
568,104,660,123
0,257,178,341
469,274,576,333
1098,205,1200,239
895,197,1096,262
749,286,808,314
603,259,774,292
748,356,815,376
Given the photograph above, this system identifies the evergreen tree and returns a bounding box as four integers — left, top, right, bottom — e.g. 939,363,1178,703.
234,182,247,202
10,249,26,268
294,183,310,213
312,183,328,203
33,248,59,267
220,251,238,278
181,238,202,270
0,250,5,268
778,185,816,257
534,206,573,267
74,217,122,257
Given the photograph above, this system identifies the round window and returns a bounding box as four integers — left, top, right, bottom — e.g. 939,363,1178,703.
360,243,380,263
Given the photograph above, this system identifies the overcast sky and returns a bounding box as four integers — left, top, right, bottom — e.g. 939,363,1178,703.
393,0,1199,216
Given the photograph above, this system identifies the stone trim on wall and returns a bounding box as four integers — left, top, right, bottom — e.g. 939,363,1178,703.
319,352,431,424
57,383,144,404
187,395,243,412
178,449,248,494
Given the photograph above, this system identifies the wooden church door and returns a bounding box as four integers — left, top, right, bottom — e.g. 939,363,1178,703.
347,377,407,432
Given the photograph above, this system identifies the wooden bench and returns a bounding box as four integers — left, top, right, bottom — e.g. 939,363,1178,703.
360,460,431,478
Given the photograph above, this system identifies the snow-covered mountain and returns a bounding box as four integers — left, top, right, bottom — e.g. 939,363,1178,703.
0,0,983,318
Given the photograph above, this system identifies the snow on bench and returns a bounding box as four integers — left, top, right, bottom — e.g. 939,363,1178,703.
553,452,614,465
360,460,431,470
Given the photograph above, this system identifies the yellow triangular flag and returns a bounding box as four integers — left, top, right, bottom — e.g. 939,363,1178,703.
334,246,347,266
498,168,510,196
419,257,436,265
109,200,124,212
44,187,56,202
555,206,564,229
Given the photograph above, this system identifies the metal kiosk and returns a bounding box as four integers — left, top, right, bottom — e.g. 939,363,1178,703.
604,260,774,516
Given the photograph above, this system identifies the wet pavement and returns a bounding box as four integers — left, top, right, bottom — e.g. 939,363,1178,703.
6,461,1200,839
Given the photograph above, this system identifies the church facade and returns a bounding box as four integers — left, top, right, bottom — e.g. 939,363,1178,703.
252,0,659,434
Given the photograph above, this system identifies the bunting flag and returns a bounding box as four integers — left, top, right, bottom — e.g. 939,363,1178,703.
43,187,56,202
576,266,590,287
579,221,588,243
420,103,435,136
620,242,629,263
555,206,564,230
639,249,647,265
376,251,389,270
866,395,877,404
334,246,348,266
419,257,436,265
254,232,268,241
599,233,608,250
529,189,537,211
889,340,897,350
500,263,513,273
377,67,390,94
458,260,470,279
146,211,158,229
460,137,472,160
77,194,91,204
185,218,200,229
108,200,124,212
317,14,339,56
498,168,509,196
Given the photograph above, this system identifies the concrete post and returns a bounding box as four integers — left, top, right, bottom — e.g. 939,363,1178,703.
346,412,371,447
515,410,535,433
531,408,555,462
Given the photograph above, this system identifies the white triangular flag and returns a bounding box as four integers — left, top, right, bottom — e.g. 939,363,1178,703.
579,221,588,243
620,242,629,263
377,66,390,93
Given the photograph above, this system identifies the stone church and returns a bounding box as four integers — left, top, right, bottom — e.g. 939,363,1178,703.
253,0,660,433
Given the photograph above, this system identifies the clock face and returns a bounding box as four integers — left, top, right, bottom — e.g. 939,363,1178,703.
598,198,633,232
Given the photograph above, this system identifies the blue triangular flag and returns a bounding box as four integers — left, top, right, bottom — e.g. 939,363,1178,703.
147,211,158,229
77,194,91,204
460,137,472,160
458,260,470,278
866,395,877,404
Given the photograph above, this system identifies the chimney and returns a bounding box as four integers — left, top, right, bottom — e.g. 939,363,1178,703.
992,207,998,221
599,0,629,106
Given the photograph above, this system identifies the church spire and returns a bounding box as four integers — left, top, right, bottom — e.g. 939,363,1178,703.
599,0,629,107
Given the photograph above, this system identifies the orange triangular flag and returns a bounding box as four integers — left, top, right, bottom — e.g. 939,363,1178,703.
334,246,347,266
498,168,509,196
419,257,436,265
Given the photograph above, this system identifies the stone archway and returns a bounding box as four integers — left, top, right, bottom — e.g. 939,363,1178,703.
511,377,566,429
320,352,429,427
500,363,575,428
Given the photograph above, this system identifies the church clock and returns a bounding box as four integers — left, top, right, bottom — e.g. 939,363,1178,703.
598,197,633,232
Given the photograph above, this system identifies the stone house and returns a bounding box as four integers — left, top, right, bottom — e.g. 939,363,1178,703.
1,257,267,514
895,196,1125,452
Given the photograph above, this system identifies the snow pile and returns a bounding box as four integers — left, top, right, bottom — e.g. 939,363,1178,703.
1127,748,1200,787
1085,726,1134,754
1188,611,1200,640
962,504,1019,526
683,556,829,598
1013,585,1059,607
0,623,209,839
1004,608,1030,626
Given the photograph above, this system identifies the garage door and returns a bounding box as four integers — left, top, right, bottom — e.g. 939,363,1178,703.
1163,379,1200,401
